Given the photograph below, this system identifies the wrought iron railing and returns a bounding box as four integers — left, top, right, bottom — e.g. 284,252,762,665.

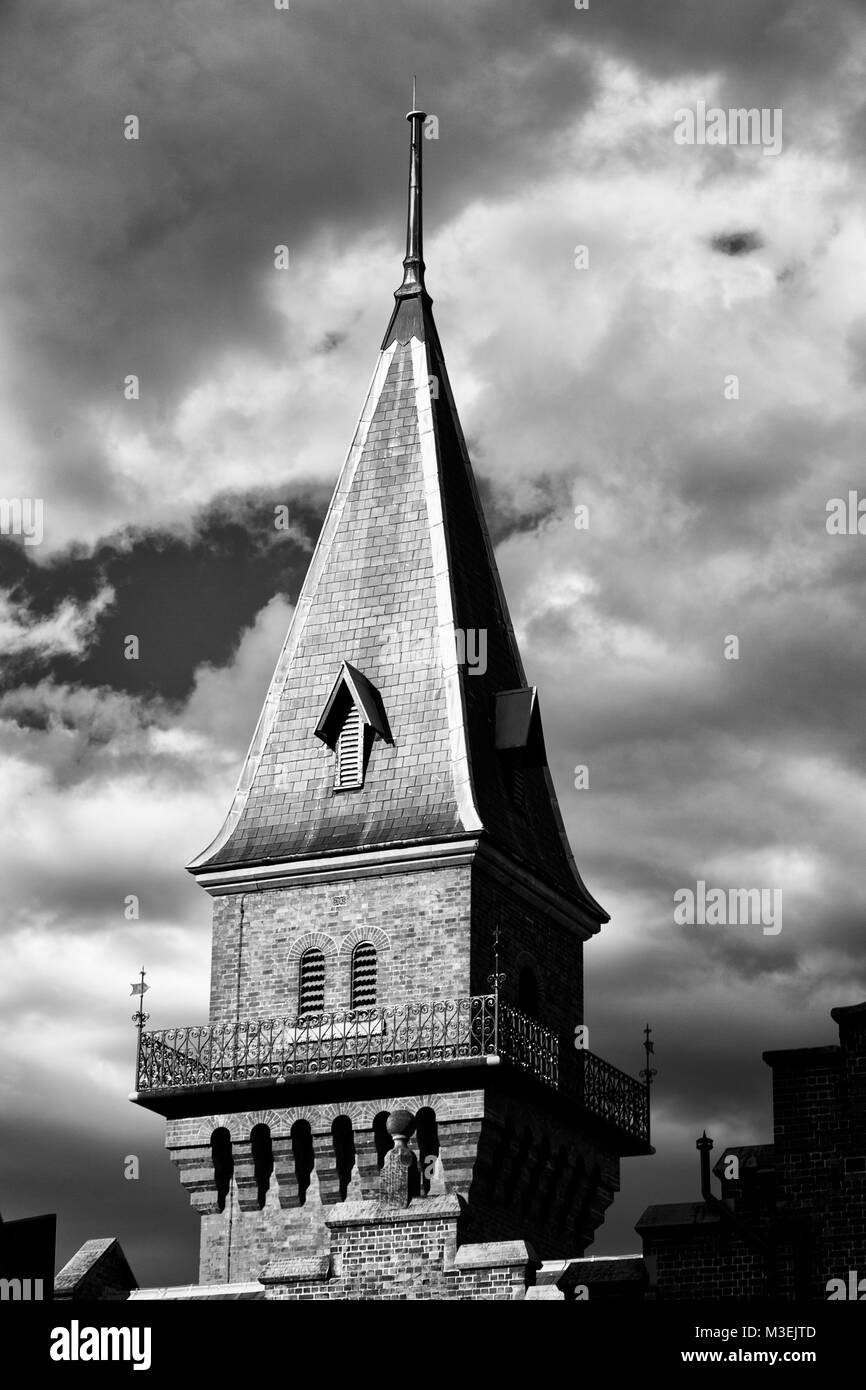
578,1049,650,1146
497,1004,559,1088
135,995,649,1146
137,995,497,1091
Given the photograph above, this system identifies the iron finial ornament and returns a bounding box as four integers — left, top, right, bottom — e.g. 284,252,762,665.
486,923,507,995
640,1022,657,1087
397,79,427,298
131,966,150,1086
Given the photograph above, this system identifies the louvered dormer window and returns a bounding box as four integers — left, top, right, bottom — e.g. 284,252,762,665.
314,661,392,795
511,762,526,812
495,687,547,816
336,703,363,790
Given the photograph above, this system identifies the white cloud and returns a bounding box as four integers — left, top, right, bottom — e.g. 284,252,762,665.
0,586,114,656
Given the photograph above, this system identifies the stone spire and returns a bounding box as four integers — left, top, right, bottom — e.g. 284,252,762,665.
188,99,606,936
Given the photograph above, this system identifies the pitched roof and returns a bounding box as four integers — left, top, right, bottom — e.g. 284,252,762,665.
189,105,605,924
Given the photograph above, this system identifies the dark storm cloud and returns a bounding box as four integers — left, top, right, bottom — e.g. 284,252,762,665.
0,1105,199,1288
0,486,327,700
475,471,570,546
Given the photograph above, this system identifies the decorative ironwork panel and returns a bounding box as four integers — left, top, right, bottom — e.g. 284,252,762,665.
578,1050,650,1145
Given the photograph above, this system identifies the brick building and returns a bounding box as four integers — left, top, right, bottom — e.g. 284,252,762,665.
120,99,653,1299
634,999,866,1301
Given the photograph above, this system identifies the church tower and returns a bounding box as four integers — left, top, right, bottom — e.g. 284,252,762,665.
131,101,651,1296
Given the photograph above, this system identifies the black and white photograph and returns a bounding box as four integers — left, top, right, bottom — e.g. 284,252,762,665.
1,0,864,1362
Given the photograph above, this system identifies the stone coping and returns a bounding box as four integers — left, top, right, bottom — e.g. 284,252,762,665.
128,1282,265,1300
260,1257,331,1285
450,1239,536,1271
635,1201,723,1232
325,1195,461,1228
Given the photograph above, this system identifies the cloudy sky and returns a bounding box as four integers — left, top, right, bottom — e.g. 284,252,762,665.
2,0,865,1287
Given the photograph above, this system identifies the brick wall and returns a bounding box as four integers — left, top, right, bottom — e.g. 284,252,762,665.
644,1226,767,1300
209,866,471,1022
261,1197,534,1301
768,1005,866,1299
471,862,584,1040
168,1079,622,1280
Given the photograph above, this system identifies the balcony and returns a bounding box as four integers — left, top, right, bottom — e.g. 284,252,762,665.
132,994,651,1153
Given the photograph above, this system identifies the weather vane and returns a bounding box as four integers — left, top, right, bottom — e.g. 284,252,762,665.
130,966,150,1032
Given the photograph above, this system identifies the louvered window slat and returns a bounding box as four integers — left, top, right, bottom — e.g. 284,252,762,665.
351,943,378,1009
336,704,363,789
512,763,526,812
299,948,326,1018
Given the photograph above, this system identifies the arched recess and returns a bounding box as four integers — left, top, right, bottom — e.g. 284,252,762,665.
211,1127,234,1213
415,1106,440,1195
331,1115,357,1201
372,1111,394,1169
290,1119,315,1205
250,1123,274,1209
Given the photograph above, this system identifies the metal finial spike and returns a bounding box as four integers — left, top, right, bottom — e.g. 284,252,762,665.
413,75,416,110
397,93,426,295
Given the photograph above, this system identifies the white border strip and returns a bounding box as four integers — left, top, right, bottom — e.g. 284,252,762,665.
411,337,483,835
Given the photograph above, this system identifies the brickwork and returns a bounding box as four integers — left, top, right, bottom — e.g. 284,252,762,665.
168,1080,621,1280
767,1003,866,1299
471,863,584,1042
209,867,470,1021
260,1198,535,1300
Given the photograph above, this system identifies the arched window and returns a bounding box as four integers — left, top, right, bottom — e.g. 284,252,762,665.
210,1127,234,1213
351,942,378,1009
298,948,325,1018
517,964,539,1018
335,703,363,789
